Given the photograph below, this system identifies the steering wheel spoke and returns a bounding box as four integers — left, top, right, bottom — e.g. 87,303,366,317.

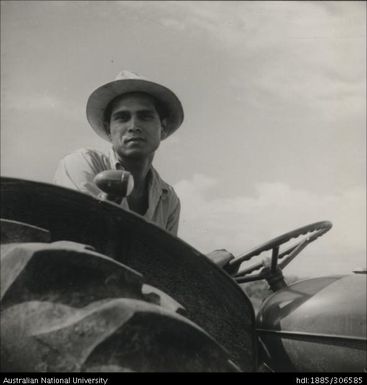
235,261,263,278
278,237,310,269
235,269,269,284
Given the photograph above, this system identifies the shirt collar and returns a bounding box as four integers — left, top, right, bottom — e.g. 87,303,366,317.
108,148,122,170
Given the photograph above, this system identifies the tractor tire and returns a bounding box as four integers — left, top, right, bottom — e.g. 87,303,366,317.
1,219,238,372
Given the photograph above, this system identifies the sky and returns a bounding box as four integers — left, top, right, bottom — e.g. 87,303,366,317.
1,1,366,278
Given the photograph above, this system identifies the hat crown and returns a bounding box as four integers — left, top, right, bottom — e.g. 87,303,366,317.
114,70,148,81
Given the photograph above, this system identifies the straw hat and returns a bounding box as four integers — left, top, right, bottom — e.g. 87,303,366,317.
86,70,184,141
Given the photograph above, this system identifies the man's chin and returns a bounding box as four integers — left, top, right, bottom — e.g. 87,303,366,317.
117,149,151,160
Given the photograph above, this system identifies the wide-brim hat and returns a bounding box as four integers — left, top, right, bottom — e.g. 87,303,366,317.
86,70,184,141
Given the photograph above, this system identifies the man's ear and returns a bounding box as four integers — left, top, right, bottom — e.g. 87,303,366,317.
161,119,168,139
104,122,112,140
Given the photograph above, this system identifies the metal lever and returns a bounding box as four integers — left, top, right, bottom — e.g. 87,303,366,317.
94,170,134,204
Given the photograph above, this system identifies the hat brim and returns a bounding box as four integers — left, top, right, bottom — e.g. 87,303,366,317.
86,79,184,141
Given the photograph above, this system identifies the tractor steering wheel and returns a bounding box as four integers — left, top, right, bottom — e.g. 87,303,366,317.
224,221,332,289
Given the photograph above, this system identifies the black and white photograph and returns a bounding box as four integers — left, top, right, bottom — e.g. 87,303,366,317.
1,0,366,377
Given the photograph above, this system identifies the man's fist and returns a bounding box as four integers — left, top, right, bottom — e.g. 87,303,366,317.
206,249,235,268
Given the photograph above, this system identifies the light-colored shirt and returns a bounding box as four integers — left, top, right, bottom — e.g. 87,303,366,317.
54,148,180,235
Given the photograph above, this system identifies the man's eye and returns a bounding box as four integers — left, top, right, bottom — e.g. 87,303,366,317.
139,112,155,120
114,112,130,122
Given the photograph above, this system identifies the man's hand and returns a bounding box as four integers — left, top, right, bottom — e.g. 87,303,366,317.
206,249,235,268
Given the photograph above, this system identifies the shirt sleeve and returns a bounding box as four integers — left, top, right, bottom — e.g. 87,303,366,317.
53,149,105,198
166,195,181,236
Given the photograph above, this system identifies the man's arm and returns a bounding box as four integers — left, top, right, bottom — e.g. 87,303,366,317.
166,197,181,236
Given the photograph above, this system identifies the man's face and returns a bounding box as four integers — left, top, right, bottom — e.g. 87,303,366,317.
108,93,165,160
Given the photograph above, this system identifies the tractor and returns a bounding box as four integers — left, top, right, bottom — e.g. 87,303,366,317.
1,174,366,372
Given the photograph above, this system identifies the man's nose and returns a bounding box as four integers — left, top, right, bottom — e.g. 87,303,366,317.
127,116,142,133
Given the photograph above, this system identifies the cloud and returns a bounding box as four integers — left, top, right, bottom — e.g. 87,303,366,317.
4,94,60,111
175,174,366,277
159,18,186,31
118,2,365,47
115,1,365,119
2,93,83,122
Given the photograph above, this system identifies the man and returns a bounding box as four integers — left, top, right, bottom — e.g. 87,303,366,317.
54,70,183,235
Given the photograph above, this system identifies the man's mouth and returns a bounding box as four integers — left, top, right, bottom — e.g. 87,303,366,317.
125,137,145,144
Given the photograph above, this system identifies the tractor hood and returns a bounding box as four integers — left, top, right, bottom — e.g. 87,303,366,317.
257,274,367,372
